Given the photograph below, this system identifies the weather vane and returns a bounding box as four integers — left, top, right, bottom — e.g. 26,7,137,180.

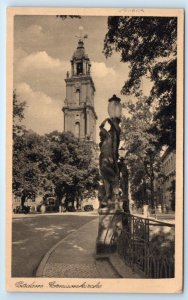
75,26,88,41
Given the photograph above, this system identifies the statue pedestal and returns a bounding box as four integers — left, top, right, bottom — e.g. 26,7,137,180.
96,205,124,257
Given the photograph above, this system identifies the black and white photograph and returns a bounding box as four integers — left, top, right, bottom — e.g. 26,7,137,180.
6,7,184,293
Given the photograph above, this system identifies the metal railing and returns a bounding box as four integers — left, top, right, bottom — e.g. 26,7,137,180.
116,213,175,278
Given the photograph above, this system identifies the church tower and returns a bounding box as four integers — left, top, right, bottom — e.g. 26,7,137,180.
63,35,97,142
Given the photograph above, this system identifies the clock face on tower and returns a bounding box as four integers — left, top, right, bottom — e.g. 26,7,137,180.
75,82,80,88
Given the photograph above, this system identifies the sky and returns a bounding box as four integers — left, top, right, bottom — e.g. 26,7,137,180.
14,15,152,142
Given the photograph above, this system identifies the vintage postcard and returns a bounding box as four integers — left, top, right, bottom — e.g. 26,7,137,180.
6,7,184,293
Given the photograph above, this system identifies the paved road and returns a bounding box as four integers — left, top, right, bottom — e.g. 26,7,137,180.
12,213,97,277
37,218,122,278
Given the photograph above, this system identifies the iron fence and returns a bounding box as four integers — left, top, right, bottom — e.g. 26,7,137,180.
116,213,175,278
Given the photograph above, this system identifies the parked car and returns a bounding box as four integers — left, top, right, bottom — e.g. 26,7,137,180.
13,205,30,214
66,205,76,212
37,196,59,213
83,204,94,212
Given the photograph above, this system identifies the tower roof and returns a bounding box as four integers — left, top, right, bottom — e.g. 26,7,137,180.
72,40,89,60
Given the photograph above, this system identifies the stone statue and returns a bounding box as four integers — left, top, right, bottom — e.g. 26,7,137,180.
99,117,121,208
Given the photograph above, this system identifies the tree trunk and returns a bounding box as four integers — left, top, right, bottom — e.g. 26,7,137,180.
21,192,26,208
143,179,148,205
150,161,155,210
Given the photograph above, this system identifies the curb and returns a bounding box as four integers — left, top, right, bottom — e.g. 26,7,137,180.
36,218,98,277
108,253,142,278
96,252,142,278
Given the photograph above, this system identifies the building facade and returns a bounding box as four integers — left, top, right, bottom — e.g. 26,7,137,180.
12,194,42,212
63,38,97,142
156,147,176,212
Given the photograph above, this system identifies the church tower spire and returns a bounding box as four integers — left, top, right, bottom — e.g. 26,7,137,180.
63,31,97,142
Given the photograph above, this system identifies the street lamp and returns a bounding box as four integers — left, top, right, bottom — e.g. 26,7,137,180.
96,94,124,255
108,94,122,119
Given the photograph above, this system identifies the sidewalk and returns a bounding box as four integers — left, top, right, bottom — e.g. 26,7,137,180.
36,218,140,278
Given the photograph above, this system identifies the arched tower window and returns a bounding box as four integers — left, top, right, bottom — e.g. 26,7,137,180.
77,62,83,75
75,122,80,138
75,89,80,105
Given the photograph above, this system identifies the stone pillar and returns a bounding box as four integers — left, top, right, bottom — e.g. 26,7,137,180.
71,61,74,76
73,63,76,76
83,61,86,74
96,211,123,255
64,112,66,131
86,109,90,137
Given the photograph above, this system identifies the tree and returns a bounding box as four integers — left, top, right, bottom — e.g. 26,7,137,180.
13,90,26,137
168,178,176,211
13,128,99,209
121,98,162,209
103,16,177,148
46,131,99,209
13,131,51,206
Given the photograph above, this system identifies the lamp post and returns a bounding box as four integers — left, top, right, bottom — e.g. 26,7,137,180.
108,94,122,118
96,95,124,256
108,94,122,163
118,147,130,213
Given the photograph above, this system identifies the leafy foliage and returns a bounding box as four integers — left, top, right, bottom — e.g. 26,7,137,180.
13,90,26,137
46,131,99,205
13,132,50,201
121,98,162,208
104,16,177,149
13,130,99,207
